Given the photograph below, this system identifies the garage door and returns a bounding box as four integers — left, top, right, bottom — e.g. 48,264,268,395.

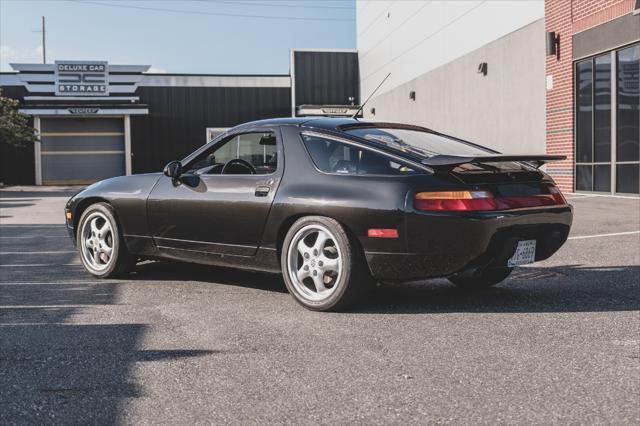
40,117,126,185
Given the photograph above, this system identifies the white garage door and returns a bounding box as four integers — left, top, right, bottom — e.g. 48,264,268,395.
40,117,125,185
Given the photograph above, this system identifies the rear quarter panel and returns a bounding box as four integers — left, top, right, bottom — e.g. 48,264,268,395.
261,126,455,255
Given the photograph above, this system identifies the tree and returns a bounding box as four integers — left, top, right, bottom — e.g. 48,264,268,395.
0,88,37,148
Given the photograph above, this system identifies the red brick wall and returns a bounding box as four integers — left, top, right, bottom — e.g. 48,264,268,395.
545,0,574,191
572,0,636,32
544,0,636,192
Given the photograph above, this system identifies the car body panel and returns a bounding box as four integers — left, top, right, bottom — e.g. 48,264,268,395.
65,173,162,250
368,205,573,280
65,118,573,281
146,126,285,258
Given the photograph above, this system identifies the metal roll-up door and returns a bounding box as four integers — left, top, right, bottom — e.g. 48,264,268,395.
40,117,125,185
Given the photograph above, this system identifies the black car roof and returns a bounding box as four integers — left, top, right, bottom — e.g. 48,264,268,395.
188,117,497,169
231,117,430,132
231,116,359,131
227,118,446,166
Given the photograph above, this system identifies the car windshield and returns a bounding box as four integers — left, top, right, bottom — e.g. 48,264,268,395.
344,127,493,158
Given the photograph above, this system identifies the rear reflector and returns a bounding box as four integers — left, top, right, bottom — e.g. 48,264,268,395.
415,187,567,212
368,228,399,238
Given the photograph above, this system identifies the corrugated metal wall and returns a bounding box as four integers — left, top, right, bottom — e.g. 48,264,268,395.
294,51,360,107
131,86,291,173
2,49,360,184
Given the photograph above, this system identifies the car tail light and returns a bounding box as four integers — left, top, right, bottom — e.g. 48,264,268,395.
548,185,567,204
414,186,567,212
414,190,496,211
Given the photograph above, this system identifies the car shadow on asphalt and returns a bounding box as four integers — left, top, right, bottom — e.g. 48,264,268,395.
0,281,218,424
130,260,289,294
128,261,640,314
355,264,640,314
0,200,37,209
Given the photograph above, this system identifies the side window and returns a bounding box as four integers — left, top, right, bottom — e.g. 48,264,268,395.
301,135,418,175
188,132,277,175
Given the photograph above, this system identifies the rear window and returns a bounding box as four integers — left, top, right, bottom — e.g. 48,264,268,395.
302,135,419,175
344,127,492,158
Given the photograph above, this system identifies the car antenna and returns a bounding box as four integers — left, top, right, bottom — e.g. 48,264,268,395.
351,72,391,120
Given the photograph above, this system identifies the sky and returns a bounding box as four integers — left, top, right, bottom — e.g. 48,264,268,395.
0,0,356,74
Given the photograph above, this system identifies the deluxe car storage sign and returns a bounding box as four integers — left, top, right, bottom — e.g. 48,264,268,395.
55,61,109,96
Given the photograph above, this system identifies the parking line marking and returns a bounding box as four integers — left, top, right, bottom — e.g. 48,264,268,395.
0,224,66,227
0,282,111,285
564,193,640,200
568,230,640,240
0,263,81,267
0,236,68,239
0,251,76,255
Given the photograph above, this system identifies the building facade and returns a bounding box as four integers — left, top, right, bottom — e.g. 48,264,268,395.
356,1,546,154
545,0,639,194
0,49,359,185
3,1,639,194
356,0,639,195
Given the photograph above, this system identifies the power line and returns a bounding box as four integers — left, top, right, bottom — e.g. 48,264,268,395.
359,0,433,60
195,0,355,10
357,0,393,37
362,1,486,82
66,0,355,22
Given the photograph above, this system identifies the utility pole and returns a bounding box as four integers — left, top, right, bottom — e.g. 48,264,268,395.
41,16,46,64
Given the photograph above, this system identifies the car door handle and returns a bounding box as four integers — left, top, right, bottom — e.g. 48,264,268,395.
255,185,271,197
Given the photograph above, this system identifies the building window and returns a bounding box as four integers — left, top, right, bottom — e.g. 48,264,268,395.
616,44,640,193
206,127,228,144
574,43,639,194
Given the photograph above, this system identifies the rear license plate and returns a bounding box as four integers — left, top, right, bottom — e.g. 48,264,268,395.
508,240,536,267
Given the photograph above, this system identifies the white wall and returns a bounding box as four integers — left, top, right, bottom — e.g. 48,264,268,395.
361,19,547,155
357,0,544,97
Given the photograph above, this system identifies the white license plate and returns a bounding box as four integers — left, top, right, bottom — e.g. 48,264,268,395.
508,240,536,267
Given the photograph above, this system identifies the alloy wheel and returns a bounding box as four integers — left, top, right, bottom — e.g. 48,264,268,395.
80,212,115,271
286,224,343,302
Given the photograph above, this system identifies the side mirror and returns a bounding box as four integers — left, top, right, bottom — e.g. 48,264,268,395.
163,160,182,179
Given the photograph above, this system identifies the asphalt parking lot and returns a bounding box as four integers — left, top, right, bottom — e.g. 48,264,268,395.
1,186,638,425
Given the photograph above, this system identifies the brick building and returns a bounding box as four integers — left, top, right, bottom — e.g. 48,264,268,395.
545,0,639,194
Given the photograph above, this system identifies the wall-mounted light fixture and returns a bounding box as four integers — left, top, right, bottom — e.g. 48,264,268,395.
546,31,560,59
477,62,488,76
348,96,355,106
409,91,416,101
370,107,376,115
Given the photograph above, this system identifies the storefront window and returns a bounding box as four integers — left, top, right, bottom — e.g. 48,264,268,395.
594,54,611,163
616,44,639,193
576,59,593,165
574,43,639,194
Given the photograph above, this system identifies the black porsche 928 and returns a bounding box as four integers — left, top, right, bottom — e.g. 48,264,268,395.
65,118,573,311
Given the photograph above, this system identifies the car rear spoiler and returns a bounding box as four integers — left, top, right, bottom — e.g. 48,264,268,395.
421,154,566,170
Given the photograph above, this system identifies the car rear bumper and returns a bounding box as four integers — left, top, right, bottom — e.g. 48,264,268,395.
365,205,573,281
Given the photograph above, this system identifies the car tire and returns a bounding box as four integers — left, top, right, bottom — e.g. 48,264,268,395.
448,267,513,289
281,216,370,311
77,202,135,278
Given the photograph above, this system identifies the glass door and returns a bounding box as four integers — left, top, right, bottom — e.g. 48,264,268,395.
616,44,640,194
